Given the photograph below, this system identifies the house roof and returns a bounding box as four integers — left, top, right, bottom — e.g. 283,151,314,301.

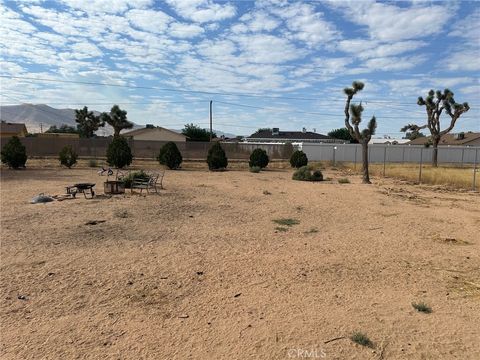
123,126,187,138
0,121,27,134
248,129,331,140
408,132,480,145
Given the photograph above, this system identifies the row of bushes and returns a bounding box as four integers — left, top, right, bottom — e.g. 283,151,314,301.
1,136,311,172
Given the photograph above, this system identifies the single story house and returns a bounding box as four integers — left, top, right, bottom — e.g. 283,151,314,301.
37,132,79,138
245,128,340,143
0,121,28,138
408,132,480,146
369,138,410,145
123,125,187,142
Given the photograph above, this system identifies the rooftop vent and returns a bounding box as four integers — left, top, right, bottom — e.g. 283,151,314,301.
302,127,306,133
272,127,279,136
454,132,465,140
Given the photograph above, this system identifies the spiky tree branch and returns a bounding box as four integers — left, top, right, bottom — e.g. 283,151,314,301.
401,89,470,167
343,81,377,184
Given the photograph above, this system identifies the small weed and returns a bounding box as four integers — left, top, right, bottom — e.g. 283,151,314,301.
412,302,432,313
350,332,373,348
338,178,350,184
304,227,318,234
250,166,261,173
273,218,300,227
275,226,288,232
296,206,303,211
114,209,130,218
263,190,272,195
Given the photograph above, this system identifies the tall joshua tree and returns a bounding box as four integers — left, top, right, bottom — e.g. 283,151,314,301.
401,89,470,167
101,105,133,137
75,106,104,138
343,81,377,184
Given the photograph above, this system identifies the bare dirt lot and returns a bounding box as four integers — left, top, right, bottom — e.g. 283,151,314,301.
1,165,479,359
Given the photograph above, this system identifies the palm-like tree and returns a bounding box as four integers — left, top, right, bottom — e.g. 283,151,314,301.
75,106,104,138
101,105,133,137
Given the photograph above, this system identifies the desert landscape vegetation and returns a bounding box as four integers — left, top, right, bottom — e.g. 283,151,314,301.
1,1,479,358
1,160,479,359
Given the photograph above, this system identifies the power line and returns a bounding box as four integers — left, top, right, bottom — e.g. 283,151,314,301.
214,100,476,119
3,75,479,107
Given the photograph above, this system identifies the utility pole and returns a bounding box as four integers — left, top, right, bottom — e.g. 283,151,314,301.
40,123,43,133
209,100,213,142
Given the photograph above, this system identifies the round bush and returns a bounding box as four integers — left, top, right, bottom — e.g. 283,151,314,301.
107,137,132,169
249,148,269,169
292,166,323,182
1,136,27,169
290,150,308,168
157,142,182,169
59,145,78,168
207,142,228,170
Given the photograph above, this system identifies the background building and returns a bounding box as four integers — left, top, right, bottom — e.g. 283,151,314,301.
123,125,187,142
0,121,28,138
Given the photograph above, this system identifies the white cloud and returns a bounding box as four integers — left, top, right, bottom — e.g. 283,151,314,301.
58,0,153,14
444,51,480,72
126,9,172,33
271,2,339,46
69,41,103,59
169,22,204,38
338,40,427,60
364,55,427,71
235,11,280,33
233,34,304,64
330,1,454,42
165,0,236,23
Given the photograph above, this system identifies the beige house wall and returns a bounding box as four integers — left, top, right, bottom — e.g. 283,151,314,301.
126,128,187,142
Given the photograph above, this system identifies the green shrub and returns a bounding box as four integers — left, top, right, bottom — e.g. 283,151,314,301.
88,159,98,167
157,142,182,169
338,178,350,184
290,150,308,168
412,302,432,313
273,218,300,226
292,166,323,182
249,148,269,169
207,142,228,170
249,166,261,173
350,332,373,348
106,137,132,169
58,145,78,168
1,136,27,169
121,170,149,188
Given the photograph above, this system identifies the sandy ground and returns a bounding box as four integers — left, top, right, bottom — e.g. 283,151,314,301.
1,164,479,359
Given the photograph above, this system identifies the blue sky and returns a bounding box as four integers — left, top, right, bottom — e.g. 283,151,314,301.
1,0,479,136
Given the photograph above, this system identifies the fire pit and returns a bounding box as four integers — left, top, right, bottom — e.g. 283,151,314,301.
104,180,125,195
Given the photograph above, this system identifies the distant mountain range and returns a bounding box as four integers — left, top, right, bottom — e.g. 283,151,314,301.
0,104,239,138
0,104,139,136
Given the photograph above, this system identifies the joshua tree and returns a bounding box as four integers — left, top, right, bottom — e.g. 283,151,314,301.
75,106,104,138
343,81,377,184
101,105,133,137
401,89,470,167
